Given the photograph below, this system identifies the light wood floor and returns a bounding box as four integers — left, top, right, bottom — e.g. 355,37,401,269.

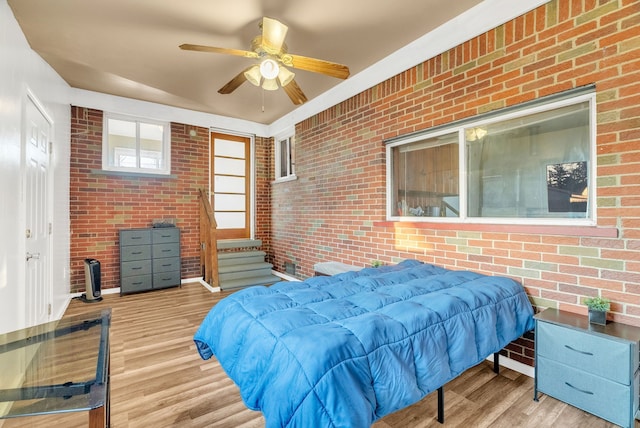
3,282,632,427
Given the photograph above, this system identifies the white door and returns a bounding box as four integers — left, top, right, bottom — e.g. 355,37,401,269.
24,95,52,327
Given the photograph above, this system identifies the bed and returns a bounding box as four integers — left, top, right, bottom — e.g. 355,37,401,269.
194,260,534,427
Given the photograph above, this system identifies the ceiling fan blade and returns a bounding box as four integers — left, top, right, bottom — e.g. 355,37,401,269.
285,54,350,79
218,68,252,94
282,79,308,105
180,44,259,59
261,17,288,53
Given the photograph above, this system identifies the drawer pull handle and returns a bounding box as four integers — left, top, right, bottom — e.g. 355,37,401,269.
162,264,172,267
132,267,142,270
565,382,594,395
132,251,142,255
131,237,141,239
564,344,593,356
162,249,171,252
132,282,142,285
161,235,171,238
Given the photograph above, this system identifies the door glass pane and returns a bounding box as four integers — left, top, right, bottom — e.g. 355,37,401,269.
214,140,245,158
215,212,246,229
214,176,245,194
214,157,245,176
214,194,245,211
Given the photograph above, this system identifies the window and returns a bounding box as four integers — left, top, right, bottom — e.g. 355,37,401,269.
274,131,296,181
103,113,170,174
387,89,595,225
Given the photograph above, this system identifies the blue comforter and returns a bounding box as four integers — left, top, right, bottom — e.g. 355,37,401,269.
194,260,534,427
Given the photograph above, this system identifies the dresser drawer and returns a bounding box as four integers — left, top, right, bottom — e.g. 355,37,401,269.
121,260,152,277
537,356,631,427
122,274,153,293
120,229,151,246
537,321,632,384
152,228,179,244
121,245,151,261
153,257,180,273
153,270,180,289
152,243,179,259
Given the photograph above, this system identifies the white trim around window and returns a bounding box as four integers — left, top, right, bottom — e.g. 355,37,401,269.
386,88,597,226
274,128,297,183
102,112,171,175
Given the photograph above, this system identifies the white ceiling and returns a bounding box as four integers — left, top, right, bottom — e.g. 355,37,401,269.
8,0,487,125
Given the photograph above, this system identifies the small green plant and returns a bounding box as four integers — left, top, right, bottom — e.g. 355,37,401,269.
371,260,383,268
584,296,610,312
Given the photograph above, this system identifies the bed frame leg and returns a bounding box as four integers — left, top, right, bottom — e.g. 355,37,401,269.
493,352,500,374
437,386,444,423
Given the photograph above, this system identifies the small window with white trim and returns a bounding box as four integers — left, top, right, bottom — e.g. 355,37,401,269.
386,87,596,225
103,113,170,175
275,132,296,181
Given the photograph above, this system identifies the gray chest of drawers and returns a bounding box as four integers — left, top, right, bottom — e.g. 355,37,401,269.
119,228,181,295
534,308,640,428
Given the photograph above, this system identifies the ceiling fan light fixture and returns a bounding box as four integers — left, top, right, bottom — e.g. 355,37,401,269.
261,78,279,91
260,58,280,80
277,66,295,87
244,65,262,87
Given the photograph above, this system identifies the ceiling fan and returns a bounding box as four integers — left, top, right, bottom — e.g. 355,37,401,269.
180,17,350,105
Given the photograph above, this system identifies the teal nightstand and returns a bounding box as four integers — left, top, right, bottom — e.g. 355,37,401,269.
534,308,640,428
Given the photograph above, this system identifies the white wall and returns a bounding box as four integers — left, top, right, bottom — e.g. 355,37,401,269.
0,0,71,334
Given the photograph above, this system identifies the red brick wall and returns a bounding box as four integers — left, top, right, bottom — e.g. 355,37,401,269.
255,136,273,265
70,107,208,292
270,0,640,366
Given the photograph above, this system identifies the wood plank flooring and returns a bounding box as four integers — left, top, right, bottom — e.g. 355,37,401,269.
2,282,632,427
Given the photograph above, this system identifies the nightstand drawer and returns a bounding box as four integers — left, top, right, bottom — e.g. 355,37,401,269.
121,260,152,277
120,229,151,246
152,228,179,244
537,356,631,427
537,321,631,384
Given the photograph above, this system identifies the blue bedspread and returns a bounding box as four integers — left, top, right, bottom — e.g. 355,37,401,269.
194,260,534,427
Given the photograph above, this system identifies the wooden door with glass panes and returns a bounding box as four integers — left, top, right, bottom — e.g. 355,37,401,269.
210,132,251,239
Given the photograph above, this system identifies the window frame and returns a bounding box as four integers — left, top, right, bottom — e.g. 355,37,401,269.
386,89,597,226
102,112,171,175
274,129,297,182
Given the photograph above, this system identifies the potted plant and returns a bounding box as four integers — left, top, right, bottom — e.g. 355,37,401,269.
371,260,383,268
584,296,610,326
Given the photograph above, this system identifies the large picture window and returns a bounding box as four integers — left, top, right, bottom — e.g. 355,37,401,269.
387,89,595,225
103,113,170,175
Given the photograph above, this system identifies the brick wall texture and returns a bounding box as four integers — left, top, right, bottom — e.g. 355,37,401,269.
70,107,208,292
69,0,640,368
269,0,640,366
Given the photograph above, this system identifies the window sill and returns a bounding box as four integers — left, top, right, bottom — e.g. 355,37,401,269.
272,175,298,184
91,169,176,179
373,221,618,237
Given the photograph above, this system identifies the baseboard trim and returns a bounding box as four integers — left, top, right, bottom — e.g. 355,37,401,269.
272,270,300,282
185,276,221,293
486,354,534,378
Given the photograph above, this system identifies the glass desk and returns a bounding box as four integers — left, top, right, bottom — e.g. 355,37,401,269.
0,309,111,427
